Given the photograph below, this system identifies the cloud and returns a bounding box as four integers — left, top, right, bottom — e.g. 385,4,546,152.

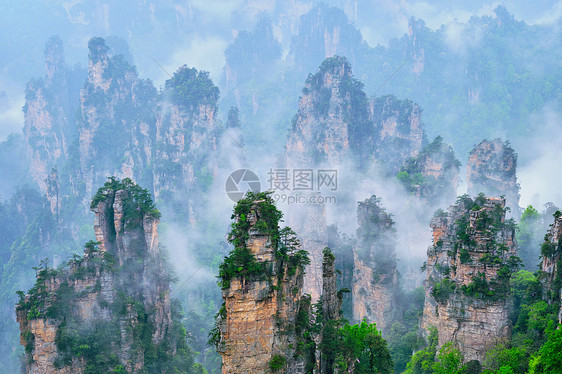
159,35,228,85
0,85,24,140
517,105,562,209
443,20,483,55
189,0,244,23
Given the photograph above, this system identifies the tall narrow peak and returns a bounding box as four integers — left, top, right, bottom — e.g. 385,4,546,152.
287,56,369,167
86,37,111,91
467,139,520,218
407,18,426,74
285,56,366,300
289,4,364,75
398,136,460,207
539,211,562,323
421,195,519,362
154,65,220,222
44,36,65,83
23,37,84,199
16,178,194,373
285,57,426,299
352,195,399,334
285,56,426,172
369,95,424,176
214,192,311,373
78,37,157,202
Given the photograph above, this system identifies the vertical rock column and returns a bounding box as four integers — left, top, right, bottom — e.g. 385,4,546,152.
539,213,562,323
17,179,175,373
467,139,520,218
218,197,308,374
421,196,519,362
352,195,399,334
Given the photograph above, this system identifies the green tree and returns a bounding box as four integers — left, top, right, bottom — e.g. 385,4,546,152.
336,319,393,373
528,326,562,373
404,327,438,374
432,342,464,374
483,344,528,373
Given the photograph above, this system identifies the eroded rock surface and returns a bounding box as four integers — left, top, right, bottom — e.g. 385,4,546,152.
352,196,399,334
16,180,185,373
539,212,562,323
467,139,520,218
421,196,518,362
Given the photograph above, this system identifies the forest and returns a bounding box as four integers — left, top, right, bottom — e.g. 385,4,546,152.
0,1,561,373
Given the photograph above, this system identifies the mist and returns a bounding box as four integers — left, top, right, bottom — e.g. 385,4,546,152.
517,105,562,209
1,1,561,373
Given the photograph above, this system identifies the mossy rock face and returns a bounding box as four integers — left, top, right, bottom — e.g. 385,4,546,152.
218,191,310,290
17,178,197,373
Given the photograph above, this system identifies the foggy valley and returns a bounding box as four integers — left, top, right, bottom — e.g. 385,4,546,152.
1,1,561,373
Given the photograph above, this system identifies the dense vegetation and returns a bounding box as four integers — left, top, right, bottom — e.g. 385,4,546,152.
164,65,219,109
397,136,460,203
404,270,562,374
16,180,204,373
1,3,561,373
217,191,310,289
403,208,562,373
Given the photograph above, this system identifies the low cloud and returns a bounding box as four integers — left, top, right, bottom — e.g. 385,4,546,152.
0,86,24,139
517,105,562,209
160,35,228,85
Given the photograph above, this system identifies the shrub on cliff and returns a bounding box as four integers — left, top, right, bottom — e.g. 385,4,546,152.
218,191,309,289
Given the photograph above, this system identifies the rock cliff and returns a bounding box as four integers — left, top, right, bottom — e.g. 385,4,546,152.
352,196,399,334
421,195,519,362
467,139,520,218
406,18,426,74
285,56,425,299
153,65,220,222
16,179,192,373
77,38,157,202
23,36,223,226
215,192,311,373
369,95,424,176
539,212,562,323
23,37,84,201
399,136,460,208
286,56,424,172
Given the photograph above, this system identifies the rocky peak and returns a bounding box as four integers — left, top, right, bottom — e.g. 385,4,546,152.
467,139,520,218
78,37,157,202
407,18,426,74
23,37,84,196
16,178,191,373
91,177,160,266
87,37,111,91
286,56,363,166
154,65,220,222
399,136,460,207
421,195,519,362
286,57,426,170
352,195,399,333
44,36,65,83
539,211,562,322
285,56,364,299
215,192,311,373
286,57,425,299
369,95,424,175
